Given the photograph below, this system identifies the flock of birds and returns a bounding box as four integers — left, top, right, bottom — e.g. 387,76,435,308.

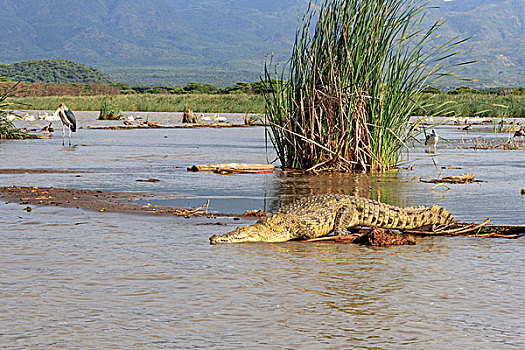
423,125,525,153
9,105,525,150
121,113,227,126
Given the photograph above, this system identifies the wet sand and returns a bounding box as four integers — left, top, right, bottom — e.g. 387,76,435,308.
0,185,264,218
0,169,95,174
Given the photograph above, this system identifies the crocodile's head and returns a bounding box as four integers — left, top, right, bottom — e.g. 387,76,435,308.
210,224,267,244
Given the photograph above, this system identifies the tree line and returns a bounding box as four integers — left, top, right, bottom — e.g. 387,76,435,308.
1,78,523,98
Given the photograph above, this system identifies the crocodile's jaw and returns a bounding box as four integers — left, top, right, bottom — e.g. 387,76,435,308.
210,225,267,244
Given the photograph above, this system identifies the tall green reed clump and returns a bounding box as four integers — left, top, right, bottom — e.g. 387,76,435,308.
263,0,469,171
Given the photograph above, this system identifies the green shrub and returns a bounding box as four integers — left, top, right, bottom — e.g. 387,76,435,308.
0,77,39,139
420,86,443,94
98,98,122,120
447,86,480,94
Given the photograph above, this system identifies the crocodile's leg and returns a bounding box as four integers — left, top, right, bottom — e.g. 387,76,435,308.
333,205,359,235
294,217,332,240
296,227,318,240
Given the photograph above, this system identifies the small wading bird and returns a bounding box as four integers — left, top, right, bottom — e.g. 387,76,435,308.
513,126,525,138
425,129,439,153
463,124,472,134
514,126,525,147
41,122,54,133
55,103,77,146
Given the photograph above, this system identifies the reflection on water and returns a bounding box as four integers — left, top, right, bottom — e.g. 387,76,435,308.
1,116,524,348
276,171,373,202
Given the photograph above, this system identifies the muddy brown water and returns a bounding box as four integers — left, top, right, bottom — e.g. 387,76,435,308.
1,113,524,348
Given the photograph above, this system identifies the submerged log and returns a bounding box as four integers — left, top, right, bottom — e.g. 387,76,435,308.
187,163,275,173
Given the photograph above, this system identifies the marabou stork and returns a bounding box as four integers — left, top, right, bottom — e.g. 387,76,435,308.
55,103,77,146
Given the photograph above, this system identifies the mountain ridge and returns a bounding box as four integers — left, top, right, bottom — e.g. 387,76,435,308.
0,0,522,88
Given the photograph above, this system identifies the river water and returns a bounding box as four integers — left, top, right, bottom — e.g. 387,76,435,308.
1,113,524,348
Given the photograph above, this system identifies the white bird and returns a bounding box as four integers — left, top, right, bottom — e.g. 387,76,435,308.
6,114,17,121
22,113,36,121
200,114,227,123
425,129,439,153
43,112,61,121
55,103,77,146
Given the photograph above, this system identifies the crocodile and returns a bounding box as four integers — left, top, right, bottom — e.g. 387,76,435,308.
209,194,454,244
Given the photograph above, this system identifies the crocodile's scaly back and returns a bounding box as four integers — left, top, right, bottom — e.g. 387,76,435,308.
209,194,454,244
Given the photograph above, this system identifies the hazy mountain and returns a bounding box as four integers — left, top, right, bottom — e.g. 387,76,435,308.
425,0,524,88
0,0,522,88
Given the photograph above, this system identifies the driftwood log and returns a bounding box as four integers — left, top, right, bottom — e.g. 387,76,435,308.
422,173,477,184
187,163,275,173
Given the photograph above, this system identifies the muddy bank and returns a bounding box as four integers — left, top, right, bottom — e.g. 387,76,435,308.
0,185,264,218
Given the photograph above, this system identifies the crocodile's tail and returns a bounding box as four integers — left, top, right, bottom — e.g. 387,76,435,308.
357,200,454,230
389,204,454,230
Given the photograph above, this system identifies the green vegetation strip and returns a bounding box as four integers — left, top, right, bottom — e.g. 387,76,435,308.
9,94,264,114
7,93,525,117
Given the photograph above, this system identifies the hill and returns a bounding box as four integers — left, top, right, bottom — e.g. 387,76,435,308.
0,0,522,88
0,59,114,84
424,0,524,88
